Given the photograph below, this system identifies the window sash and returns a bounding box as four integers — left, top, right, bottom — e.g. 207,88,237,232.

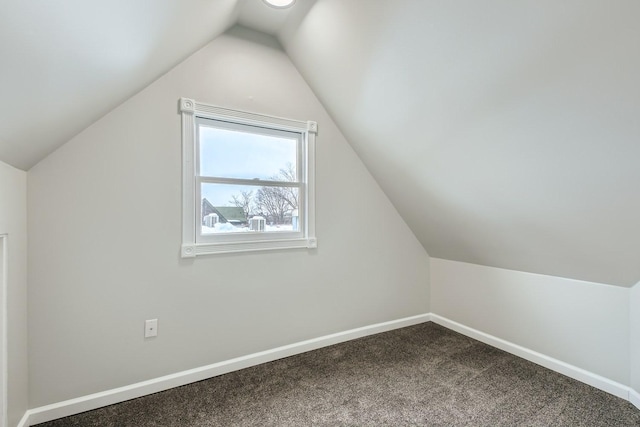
198,177,301,187
196,181,305,244
180,98,317,257
196,117,303,183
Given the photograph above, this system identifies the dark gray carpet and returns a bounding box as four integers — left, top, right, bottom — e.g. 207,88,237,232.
36,322,640,426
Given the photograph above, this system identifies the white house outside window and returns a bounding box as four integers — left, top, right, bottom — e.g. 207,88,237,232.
180,98,317,257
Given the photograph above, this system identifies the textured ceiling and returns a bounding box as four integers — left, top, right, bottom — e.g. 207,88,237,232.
2,0,639,286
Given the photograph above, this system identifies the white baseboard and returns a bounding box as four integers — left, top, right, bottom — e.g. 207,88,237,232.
630,388,640,410
430,314,631,400
15,413,29,427
18,313,639,426
22,313,432,426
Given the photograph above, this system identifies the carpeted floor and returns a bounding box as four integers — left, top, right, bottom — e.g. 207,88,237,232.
36,322,640,426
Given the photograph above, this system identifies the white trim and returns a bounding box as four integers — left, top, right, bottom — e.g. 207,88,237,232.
183,237,316,257
430,314,631,400
180,98,317,257
0,235,6,427
180,100,196,257
181,98,314,134
23,314,431,426
630,389,640,410
20,313,640,426
16,412,28,427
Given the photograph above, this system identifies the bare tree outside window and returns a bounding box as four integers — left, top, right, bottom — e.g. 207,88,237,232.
229,190,254,220
277,162,298,211
228,163,298,225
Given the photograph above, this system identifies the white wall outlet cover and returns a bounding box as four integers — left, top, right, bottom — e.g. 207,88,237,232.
144,319,158,338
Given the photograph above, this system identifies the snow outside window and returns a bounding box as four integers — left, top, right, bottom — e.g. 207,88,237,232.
180,98,317,257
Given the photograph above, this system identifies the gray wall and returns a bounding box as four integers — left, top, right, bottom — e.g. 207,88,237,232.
0,160,28,427
631,282,640,392
430,258,630,385
27,27,430,407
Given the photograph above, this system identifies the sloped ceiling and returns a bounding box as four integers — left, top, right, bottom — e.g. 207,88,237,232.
0,0,240,170
278,0,640,287
2,0,638,286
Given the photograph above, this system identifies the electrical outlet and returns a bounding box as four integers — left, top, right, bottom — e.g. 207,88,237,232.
145,319,158,338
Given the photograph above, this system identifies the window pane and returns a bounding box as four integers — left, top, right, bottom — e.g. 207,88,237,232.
201,183,300,234
199,124,298,181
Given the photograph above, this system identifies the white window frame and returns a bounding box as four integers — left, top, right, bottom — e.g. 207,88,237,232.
180,98,317,257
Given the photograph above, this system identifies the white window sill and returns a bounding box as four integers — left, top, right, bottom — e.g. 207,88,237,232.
181,237,317,257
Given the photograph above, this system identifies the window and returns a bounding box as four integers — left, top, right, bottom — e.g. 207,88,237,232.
180,98,317,257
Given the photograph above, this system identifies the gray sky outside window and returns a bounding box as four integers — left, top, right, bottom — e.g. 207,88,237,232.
199,125,298,206
199,126,297,180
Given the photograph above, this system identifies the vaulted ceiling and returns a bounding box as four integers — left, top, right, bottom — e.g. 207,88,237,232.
2,0,639,286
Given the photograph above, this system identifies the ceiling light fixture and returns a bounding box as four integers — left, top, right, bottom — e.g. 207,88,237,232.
263,0,296,9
